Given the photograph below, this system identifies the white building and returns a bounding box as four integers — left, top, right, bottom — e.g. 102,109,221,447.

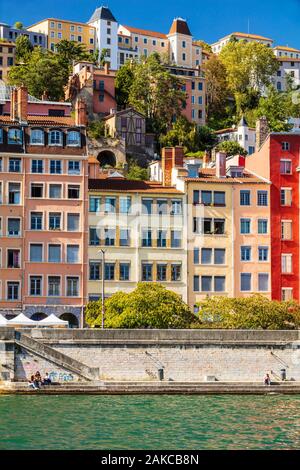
211,32,273,54
273,46,300,91
215,117,256,155
88,6,119,70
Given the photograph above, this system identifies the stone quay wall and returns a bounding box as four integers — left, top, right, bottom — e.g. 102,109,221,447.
1,328,300,383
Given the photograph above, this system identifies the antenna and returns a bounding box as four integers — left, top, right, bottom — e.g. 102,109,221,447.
247,18,250,34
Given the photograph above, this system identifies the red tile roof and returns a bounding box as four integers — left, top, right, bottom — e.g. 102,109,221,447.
120,25,167,39
169,19,192,36
0,115,76,127
89,178,183,194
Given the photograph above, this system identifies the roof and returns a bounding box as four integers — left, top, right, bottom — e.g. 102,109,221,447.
88,6,117,23
274,46,300,53
184,168,268,184
239,116,248,127
0,81,71,106
0,40,15,46
28,18,94,28
169,18,192,36
103,107,145,120
232,32,273,42
0,115,76,127
120,25,167,39
89,178,183,194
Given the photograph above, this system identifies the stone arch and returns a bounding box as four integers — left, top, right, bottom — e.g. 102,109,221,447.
97,150,117,168
31,312,47,321
59,313,79,328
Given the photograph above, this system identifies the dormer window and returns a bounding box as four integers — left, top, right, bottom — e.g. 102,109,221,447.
67,130,81,147
30,129,44,145
8,128,22,145
49,130,63,146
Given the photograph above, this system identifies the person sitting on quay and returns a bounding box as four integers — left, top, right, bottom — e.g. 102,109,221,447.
35,371,42,387
28,375,40,390
264,373,271,386
42,373,52,386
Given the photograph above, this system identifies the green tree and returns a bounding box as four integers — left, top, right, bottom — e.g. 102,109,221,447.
14,22,23,30
126,164,148,181
85,283,196,329
219,40,279,113
8,47,66,100
56,40,90,81
15,35,33,63
193,40,212,53
87,120,107,139
216,140,248,157
99,48,110,66
255,85,294,132
196,295,300,330
115,59,136,107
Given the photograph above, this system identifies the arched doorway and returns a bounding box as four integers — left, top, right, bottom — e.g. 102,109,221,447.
59,313,79,329
97,150,116,168
31,312,47,321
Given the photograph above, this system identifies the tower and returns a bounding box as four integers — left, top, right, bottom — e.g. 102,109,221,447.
88,6,118,70
167,18,193,68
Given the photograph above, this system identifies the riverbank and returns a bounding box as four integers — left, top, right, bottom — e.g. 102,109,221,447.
2,380,300,395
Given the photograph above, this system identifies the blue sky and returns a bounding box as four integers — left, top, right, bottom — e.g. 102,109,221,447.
1,0,300,48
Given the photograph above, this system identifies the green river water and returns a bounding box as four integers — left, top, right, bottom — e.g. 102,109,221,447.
0,395,299,450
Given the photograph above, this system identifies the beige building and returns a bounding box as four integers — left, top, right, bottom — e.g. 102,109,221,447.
88,168,187,302
0,41,15,82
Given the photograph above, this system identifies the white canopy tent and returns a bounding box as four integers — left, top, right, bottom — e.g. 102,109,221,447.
38,314,68,328
8,313,38,327
0,315,10,326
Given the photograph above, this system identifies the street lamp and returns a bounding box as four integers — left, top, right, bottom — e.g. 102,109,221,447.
98,249,106,329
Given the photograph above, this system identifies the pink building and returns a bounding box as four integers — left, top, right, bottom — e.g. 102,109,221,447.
0,87,88,327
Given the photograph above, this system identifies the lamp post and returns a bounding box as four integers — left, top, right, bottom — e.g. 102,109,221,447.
98,249,106,329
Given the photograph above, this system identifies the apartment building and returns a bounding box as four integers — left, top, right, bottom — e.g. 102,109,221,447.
211,32,274,54
246,132,300,302
0,40,15,82
88,167,187,303
27,18,96,54
215,117,256,155
0,22,47,49
273,46,300,91
0,87,88,326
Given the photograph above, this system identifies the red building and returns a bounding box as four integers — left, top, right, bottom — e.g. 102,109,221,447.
246,132,300,302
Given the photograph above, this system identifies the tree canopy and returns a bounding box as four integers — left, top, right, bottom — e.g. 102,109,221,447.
15,35,33,63
216,140,248,157
85,283,196,329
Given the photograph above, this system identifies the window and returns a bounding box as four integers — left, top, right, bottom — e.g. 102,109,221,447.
120,229,130,247
67,132,80,147
240,190,250,206
241,273,251,292
9,158,21,172
171,264,181,282
30,244,43,262
142,263,152,281
49,213,61,230
68,185,80,199
215,276,226,292
68,161,80,174
105,263,115,281
171,230,181,248
50,160,62,174
48,277,60,296
30,276,42,296
193,276,199,292
282,254,292,273
120,263,130,281
281,221,292,240
8,129,22,145
49,184,62,199
0,129,3,144
48,245,61,263
171,200,182,215
31,160,43,173
67,277,79,297
214,192,225,206
157,264,167,282
257,191,268,206
281,188,292,206
201,191,212,205
8,183,21,204
67,245,79,264
157,230,167,248
49,130,62,146
258,273,269,292
7,282,19,300
119,197,131,214
258,219,268,234
7,218,20,236
157,199,168,215
182,40,186,48
202,276,212,292
201,248,212,265
240,218,251,234
259,247,269,262
282,288,293,301
280,160,292,175
104,228,115,246
105,197,116,213
193,190,200,204
214,249,225,265
214,219,225,235
30,129,44,145
31,184,43,198
31,212,42,230
7,249,20,268
282,142,290,151
90,261,101,280
89,227,100,246
142,199,153,214
142,229,152,247
241,246,251,261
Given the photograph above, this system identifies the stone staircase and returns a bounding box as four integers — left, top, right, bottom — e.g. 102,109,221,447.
15,331,99,382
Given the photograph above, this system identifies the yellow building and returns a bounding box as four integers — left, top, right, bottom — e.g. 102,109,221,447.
88,171,187,302
0,41,15,82
27,18,96,54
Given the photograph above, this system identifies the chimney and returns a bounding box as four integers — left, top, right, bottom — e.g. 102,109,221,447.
75,98,88,127
104,62,110,75
10,87,18,122
203,150,211,168
256,116,269,150
161,146,184,186
216,152,227,178
17,86,28,123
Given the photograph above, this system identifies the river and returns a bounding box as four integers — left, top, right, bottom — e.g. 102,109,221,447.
0,395,299,449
